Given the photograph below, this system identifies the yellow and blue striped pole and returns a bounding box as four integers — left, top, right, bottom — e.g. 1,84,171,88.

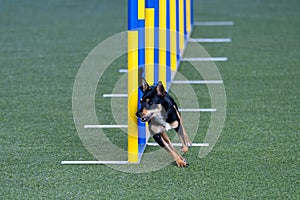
191,0,194,26
170,0,178,72
176,0,180,65
153,0,159,84
145,0,155,85
127,0,194,163
128,0,139,163
166,0,171,89
128,0,146,163
159,0,167,87
179,0,184,55
137,0,146,149
186,0,191,34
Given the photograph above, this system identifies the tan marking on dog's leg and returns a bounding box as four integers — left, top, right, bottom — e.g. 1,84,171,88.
170,121,188,153
161,132,182,159
161,132,187,167
181,123,192,147
170,121,178,129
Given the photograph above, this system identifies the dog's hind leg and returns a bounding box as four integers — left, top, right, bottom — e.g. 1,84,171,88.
174,125,189,153
181,123,192,147
173,105,192,149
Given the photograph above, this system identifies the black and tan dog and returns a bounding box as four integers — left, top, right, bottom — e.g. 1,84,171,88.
136,79,192,167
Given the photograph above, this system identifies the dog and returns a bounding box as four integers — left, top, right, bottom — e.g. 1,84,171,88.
136,79,192,167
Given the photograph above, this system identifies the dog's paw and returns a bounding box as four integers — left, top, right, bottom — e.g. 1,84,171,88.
180,146,189,153
164,123,172,131
176,158,188,167
187,142,192,147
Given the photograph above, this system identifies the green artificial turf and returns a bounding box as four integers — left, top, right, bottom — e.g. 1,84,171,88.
0,0,299,199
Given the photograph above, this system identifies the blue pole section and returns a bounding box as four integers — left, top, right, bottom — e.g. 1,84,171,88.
191,0,194,26
145,0,154,51
145,0,159,84
166,0,171,90
176,0,180,65
137,19,146,145
184,0,187,39
145,0,153,8
128,0,138,30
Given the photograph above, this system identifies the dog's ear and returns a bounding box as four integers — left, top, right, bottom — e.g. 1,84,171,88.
139,78,149,92
156,81,166,96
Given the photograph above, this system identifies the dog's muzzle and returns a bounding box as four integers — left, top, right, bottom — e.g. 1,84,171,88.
136,112,153,122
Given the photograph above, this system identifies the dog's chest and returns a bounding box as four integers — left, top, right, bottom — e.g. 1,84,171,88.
153,113,166,124
153,114,172,131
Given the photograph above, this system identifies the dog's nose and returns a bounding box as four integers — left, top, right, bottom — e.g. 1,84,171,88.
136,112,141,118
141,117,147,122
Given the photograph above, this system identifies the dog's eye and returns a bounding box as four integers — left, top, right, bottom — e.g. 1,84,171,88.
148,100,153,105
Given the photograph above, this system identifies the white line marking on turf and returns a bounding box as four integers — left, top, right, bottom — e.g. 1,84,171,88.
119,69,128,73
103,94,128,98
61,161,129,165
84,109,216,129
179,108,216,112
194,21,234,26
147,142,209,147
84,125,128,129
181,57,228,62
189,38,232,43
172,80,223,84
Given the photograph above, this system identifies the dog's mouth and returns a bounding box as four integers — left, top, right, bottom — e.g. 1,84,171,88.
141,113,153,122
136,104,163,122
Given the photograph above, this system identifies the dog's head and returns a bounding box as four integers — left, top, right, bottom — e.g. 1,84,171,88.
135,79,167,122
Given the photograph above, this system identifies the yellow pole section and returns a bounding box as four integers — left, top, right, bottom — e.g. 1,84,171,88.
138,0,145,19
186,0,191,34
170,0,177,71
179,0,184,54
159,0,167,86
145,8,155,85
127,31,139,163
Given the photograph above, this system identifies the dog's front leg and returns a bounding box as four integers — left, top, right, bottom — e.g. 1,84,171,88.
160,132,187,167
153,133,187,167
